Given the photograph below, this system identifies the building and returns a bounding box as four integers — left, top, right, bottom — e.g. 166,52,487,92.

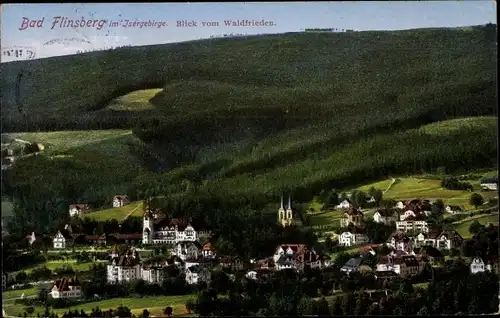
53,229,72,249
387,231,414,253
339,231,369,247
336,199,352,210
376,255,421,277
200,241,216,260
413,230,463,251
396,216,429,233
340,208,365,228
277,195,294,227
69,204,90,217
373,209,399,224
273,244,323,271
50,276,82,299
445,205,465,214
340,257,364,274
470,257,488,274
142,204,197,245
113,195,131,208
480,177,498,191
185,265,211,285
107,247,141,284
172,241,203,261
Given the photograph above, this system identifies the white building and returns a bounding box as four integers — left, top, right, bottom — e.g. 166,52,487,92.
273,244,323,271
185,265,211,285
394,201,405,209
480,177,498,191
143,212,197,245
50,276,82,299
113,195,130,208
53,230,71,249
69,204,90,217
376,255,421,278
339,231,369,247
387,232,414,253
470,257,489,274
141,265,165,284
107,248,141,284
172,241,203,261
396,218,429,233
336,199,352,210
373,210,399,224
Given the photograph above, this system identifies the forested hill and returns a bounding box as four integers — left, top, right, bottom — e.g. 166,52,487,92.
0,24,497,132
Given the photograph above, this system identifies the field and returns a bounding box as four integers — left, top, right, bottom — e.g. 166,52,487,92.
85,200,144,221
2,286,38,300
1,198,14,218
2,294,195,317
452,213,499,239
0,26,497,224
14,260,108,275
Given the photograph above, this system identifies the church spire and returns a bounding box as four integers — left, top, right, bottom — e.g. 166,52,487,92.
288,194,291,210
280,193,284,209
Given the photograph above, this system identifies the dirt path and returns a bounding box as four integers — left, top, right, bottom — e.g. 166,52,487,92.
121,202,143,221
383,178,396,194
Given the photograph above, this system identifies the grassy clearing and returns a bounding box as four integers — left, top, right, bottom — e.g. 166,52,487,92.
85,201,144,221
2,286,38,299
413,282,429,290
357,179,393,192
1,198,14,217
2,130,133,153
453,214,499,239
106,89,163,111
15,260,108,274
3,294,195,317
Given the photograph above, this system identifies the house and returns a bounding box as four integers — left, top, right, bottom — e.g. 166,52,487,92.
445,205,465,214
359,244,382,257
394,201,405,209
387,231,414,253
470,257,488,274
172,241,203,261
53,229,73,249
399,210,417,221
201,241,216,259
185,265,211,285
336,199,352,209
50,276,82,299
113,195,130,208
373,209,399,224
340,257,364,274
413,230,441,248
480,177,498,191
374,270,399,281
339,208,365,227
339,230,369,247
434,231,464,250
396,216,429,233
142,205,197,245
68,204,90,217
273,244,323,271
107,247,141,284
376,255,421,277
366,196,376,204
413,246,444,265
218,256,244,271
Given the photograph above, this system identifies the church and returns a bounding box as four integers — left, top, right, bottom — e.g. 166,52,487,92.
142,203,197,245
277,194,301,227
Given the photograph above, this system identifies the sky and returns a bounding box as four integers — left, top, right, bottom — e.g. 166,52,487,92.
0,2,496,62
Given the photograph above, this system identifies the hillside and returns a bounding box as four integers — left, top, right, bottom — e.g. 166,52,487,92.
0,25,497,229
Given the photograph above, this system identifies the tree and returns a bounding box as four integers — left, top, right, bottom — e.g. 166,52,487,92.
468,220,485,236
164,306,173,317
296,297,314,316
140,309,150,318
470,193,485,209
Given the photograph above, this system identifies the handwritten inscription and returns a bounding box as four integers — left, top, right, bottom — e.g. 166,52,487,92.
18,17,276,31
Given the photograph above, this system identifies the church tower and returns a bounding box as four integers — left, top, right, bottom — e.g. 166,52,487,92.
285,194,293,224
142,202,154,245
278,194,286,226
278,194,293,227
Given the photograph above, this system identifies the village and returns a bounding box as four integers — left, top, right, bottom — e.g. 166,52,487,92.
3,175,499,311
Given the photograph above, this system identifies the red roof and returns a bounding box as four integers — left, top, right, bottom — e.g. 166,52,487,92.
52,276,81,291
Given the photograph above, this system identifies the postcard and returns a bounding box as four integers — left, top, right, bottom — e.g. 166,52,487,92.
1,2,498,317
